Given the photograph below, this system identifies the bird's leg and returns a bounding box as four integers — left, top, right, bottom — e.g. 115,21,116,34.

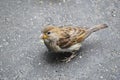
61,51,77,63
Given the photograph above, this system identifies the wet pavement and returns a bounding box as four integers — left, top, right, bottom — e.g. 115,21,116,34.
0,0,120,80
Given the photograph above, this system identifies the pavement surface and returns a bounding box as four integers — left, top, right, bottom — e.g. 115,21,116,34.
0,0,120,80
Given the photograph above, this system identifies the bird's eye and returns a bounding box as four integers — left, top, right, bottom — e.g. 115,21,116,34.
47,31,51,35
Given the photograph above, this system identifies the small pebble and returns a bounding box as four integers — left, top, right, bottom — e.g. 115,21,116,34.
114,65,117,68
34,16,37,19
100,76,103,79
79,56,82,58
38,63,41,65
63,0,66,3
4,42,9,45
39,0,43,4
18,35,21,38
40,39,44,44
105,69,108,72
59,2,62,5
3,39,6,41
0,45,3,48
49,2,53,6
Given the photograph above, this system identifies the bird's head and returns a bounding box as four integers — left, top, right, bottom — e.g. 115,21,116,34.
40,26,62,42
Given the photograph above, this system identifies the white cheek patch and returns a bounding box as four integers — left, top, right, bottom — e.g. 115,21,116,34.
40,39,44,44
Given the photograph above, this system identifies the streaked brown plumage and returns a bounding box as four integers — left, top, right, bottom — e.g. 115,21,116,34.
41,24,108,62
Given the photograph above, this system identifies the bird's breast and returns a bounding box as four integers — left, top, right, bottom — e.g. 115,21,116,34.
44,40,61,52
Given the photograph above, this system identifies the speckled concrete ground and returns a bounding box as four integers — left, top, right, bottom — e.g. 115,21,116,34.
0,0,120,80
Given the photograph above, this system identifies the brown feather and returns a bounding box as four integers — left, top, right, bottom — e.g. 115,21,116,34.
56,27,88,49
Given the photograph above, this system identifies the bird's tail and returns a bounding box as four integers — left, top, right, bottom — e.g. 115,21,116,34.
80,24,108,41
88,24,108,33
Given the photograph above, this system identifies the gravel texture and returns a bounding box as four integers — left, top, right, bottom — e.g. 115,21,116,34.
0,0,120,80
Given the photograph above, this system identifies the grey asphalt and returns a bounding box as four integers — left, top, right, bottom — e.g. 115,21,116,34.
0,0,120,80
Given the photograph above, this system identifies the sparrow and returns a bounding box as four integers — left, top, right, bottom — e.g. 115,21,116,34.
40,24,108,62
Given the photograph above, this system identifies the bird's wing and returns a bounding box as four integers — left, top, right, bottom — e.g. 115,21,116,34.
57,27,88,49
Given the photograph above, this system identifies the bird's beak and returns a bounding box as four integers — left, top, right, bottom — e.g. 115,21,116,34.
40,34,48,39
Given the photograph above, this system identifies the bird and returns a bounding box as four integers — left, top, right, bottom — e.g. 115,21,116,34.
40,24,108,62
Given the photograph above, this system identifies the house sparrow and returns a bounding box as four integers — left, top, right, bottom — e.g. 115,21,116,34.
40,24,108,62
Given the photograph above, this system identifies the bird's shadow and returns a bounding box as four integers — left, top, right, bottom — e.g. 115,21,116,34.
33,40,97,66
44,52,70,63
43,40,98,64
43,48,83,64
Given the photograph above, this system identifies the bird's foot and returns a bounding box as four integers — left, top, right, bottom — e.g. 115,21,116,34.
61,52,77,63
